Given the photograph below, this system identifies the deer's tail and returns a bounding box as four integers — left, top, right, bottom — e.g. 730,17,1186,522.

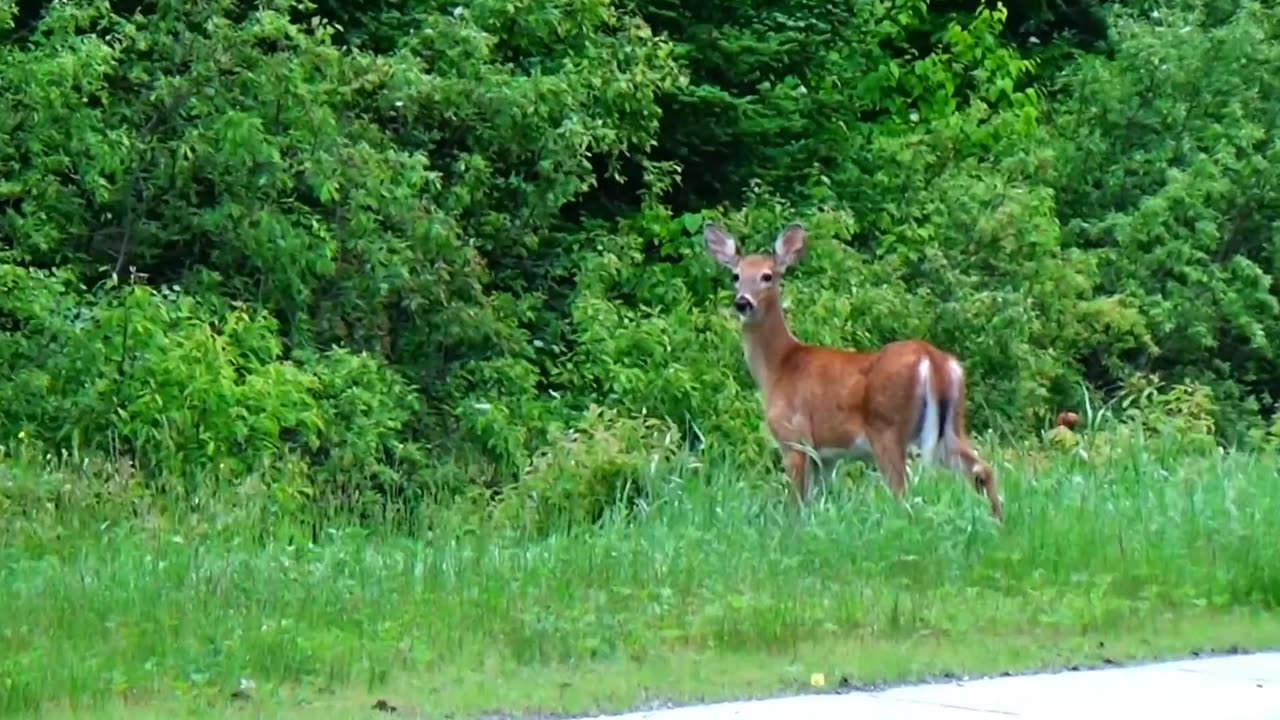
916,351,969,465
915,356,945,464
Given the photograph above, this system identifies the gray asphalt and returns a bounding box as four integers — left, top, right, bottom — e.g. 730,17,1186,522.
575,652,1280,719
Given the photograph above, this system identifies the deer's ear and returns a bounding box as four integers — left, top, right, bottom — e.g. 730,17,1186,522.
703,222,739,270
773,223,807,273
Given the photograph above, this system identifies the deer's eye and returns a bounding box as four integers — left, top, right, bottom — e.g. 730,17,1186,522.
760,272,774,283
731,272,740,282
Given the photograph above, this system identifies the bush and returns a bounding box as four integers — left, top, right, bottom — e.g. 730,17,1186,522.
3,0,1279,527
492,406,685,536
1045,0,1280,442
0,278,431,511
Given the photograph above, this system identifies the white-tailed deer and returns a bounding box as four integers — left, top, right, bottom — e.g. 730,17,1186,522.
704,221,1004,521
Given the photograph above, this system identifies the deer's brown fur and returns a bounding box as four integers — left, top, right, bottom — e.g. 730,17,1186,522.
704,221,1003,521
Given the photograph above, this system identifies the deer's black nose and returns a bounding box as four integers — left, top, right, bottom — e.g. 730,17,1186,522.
734,295,754,314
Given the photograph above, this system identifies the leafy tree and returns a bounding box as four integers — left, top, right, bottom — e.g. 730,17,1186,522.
1046,0,1280,441
4,0,1279,527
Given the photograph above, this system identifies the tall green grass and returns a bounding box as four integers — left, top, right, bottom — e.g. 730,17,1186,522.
2,430,1278,717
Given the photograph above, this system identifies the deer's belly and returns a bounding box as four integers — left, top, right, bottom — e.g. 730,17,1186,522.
766,402,871,459
814,434,872,460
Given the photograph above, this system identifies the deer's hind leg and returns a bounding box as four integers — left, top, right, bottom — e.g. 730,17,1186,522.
868,428,910,501
941,435,1003,522
935,364,1004,521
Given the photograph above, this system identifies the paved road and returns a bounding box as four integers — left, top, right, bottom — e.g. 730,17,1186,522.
576,652,1280,719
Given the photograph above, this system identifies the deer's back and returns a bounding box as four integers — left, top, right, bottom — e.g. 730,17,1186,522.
764,339,954,450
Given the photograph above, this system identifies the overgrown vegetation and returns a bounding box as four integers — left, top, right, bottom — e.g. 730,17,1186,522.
6,0,1280,515
3,0,1280,715
3,424,1280,717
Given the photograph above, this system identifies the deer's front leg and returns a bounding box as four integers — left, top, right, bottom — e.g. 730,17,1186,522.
768,404,813,504
781,447,811,503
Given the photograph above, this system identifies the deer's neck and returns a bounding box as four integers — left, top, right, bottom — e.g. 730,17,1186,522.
741,302,799,395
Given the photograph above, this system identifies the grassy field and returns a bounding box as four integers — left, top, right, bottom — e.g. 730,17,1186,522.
2,430,1279,719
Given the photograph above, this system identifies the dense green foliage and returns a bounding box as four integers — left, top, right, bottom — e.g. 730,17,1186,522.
3,0,1280,523
4,0,1280,714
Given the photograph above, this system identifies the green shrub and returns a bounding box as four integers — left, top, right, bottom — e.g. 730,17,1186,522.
1045,0,1280,442
492,406,685,536
0,276,431,516
3,0,1279,528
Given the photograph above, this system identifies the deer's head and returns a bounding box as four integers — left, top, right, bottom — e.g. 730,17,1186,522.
703,222,807,324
